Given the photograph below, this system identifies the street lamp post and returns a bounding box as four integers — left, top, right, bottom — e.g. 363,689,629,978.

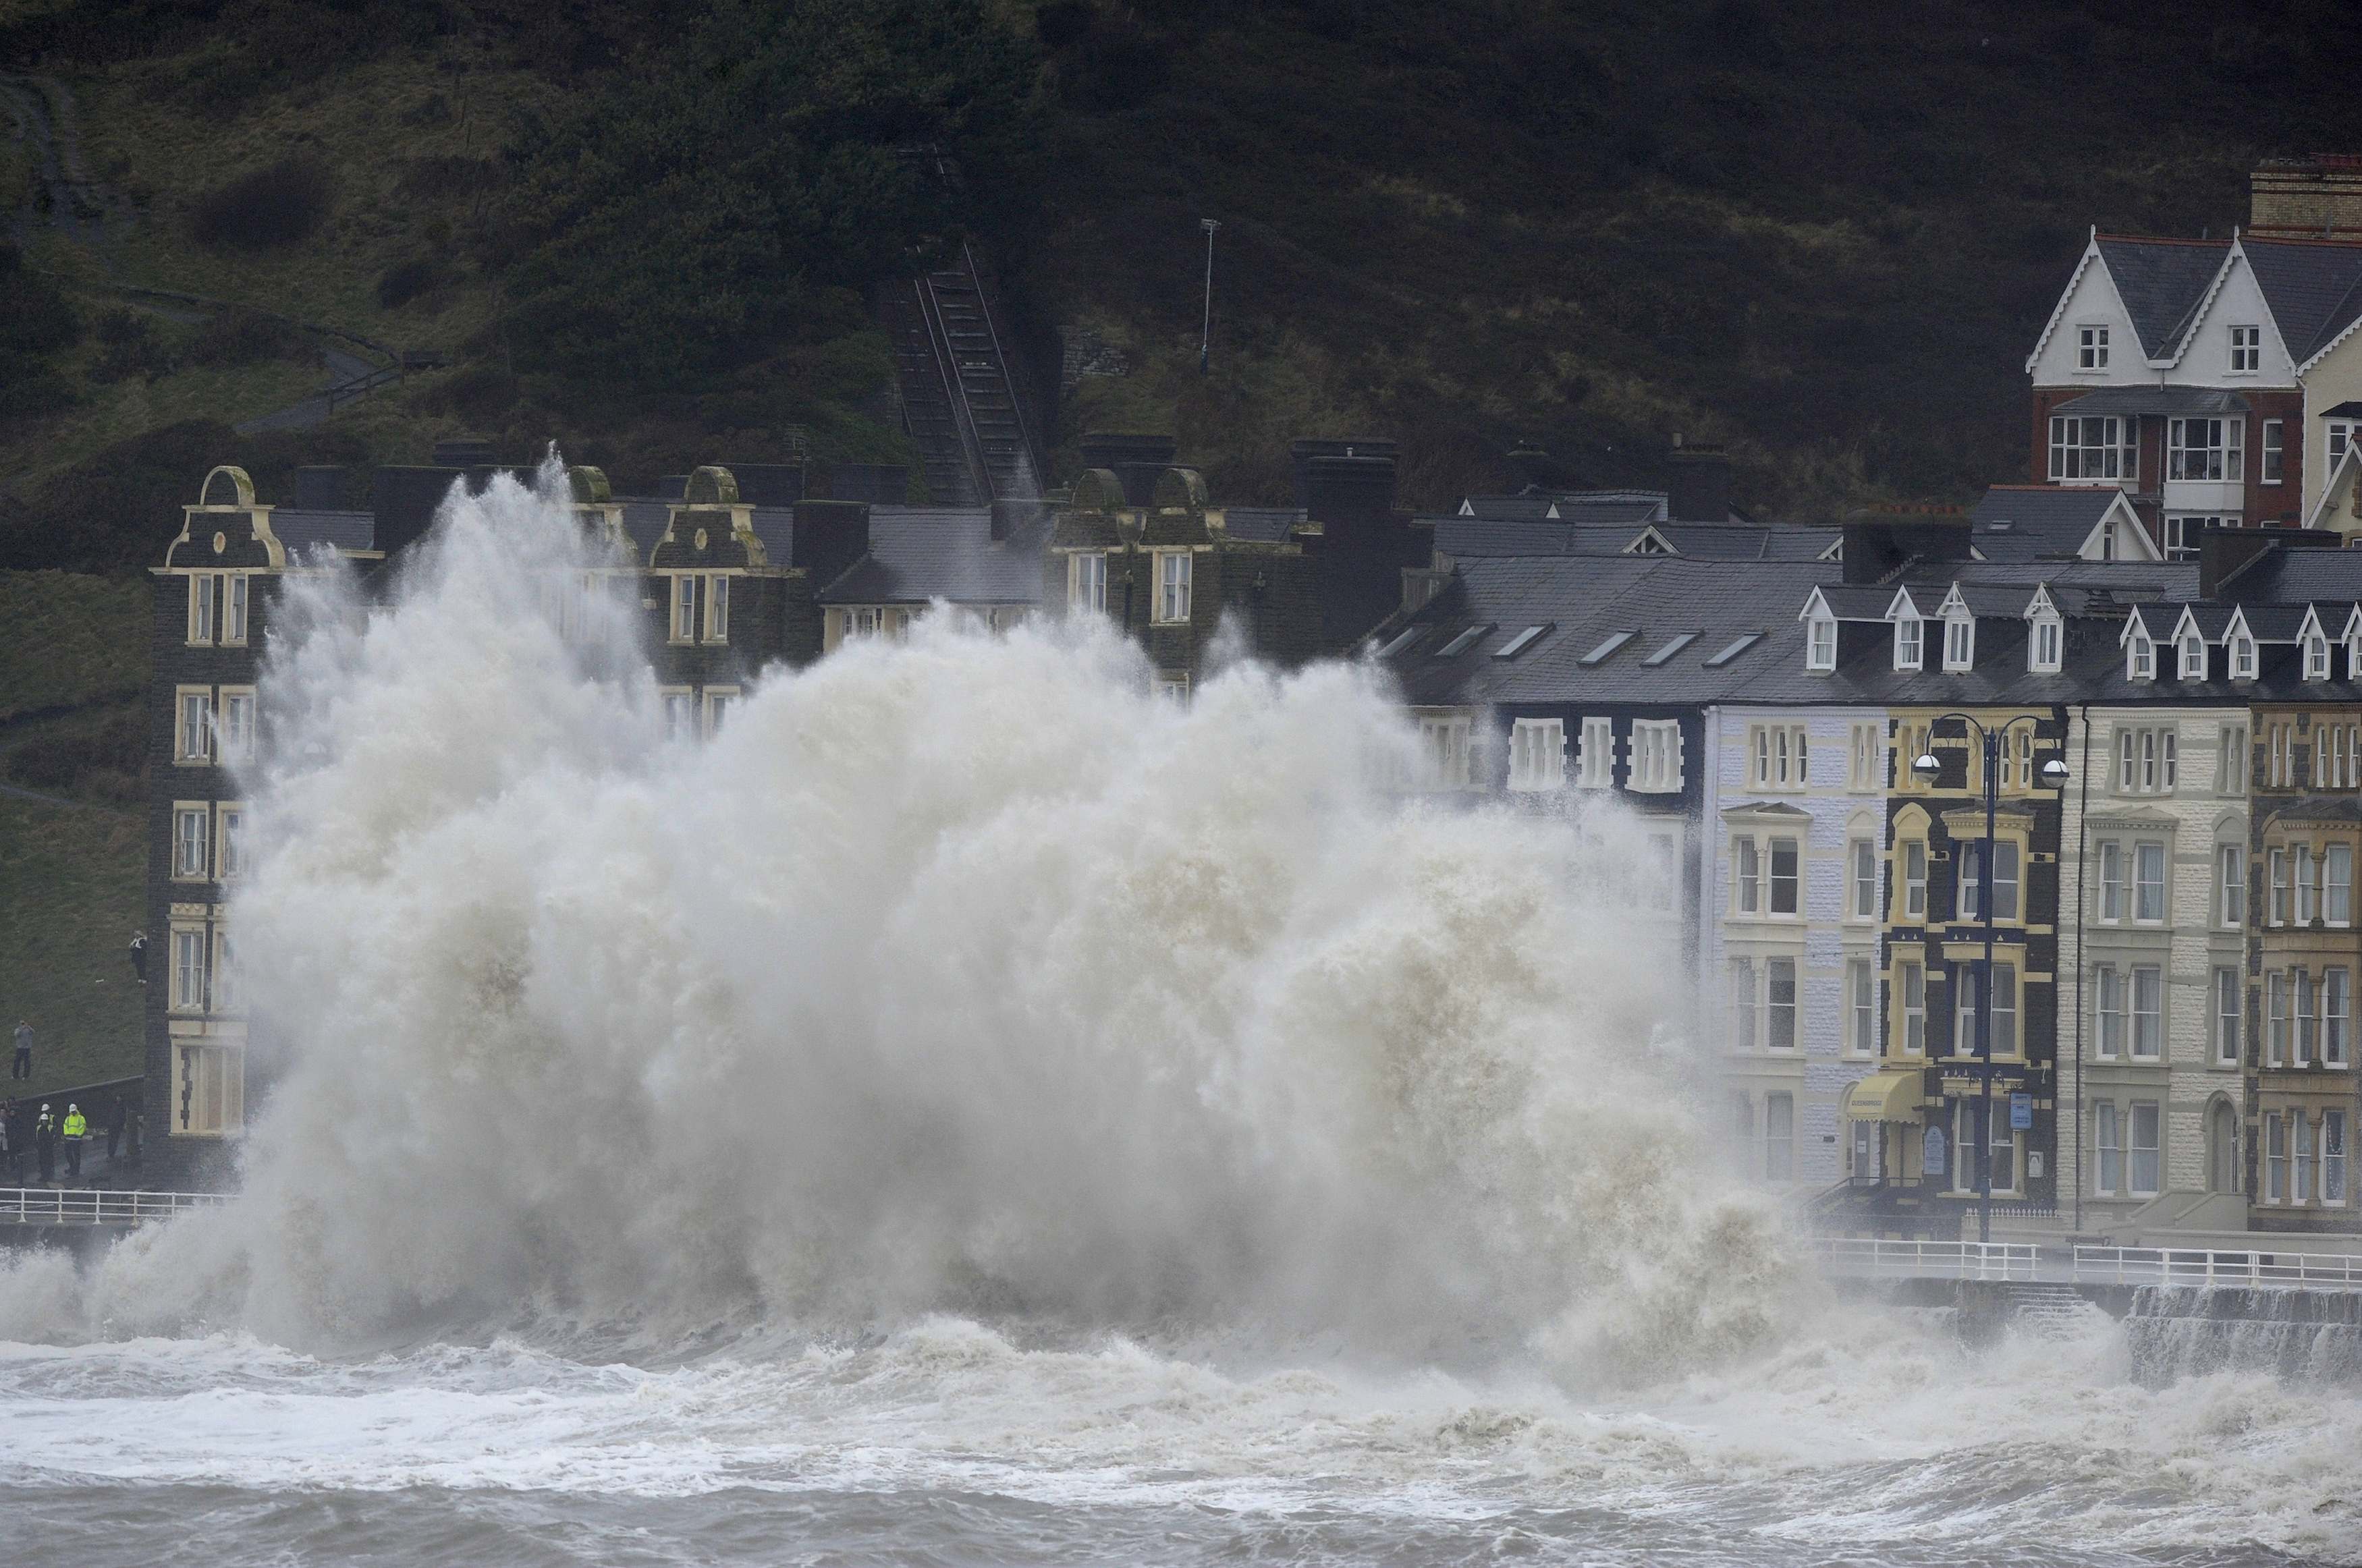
1913,716,2068,1245
1199,219,1219,373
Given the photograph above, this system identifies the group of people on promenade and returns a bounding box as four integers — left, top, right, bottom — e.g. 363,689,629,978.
0,1094,134,1186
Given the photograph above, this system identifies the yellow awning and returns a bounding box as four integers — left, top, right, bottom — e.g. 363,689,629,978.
1843,1070,1923,1123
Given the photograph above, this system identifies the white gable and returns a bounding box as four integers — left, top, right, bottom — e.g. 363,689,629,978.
2027,234,2147,384
2023,584,2058,619
2305,440,2362,535
2075,491,2165,561
1884,586,1925,621
2172,242,2298,384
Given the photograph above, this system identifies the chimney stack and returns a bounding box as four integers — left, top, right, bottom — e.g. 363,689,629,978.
790,500,871,590
2249,155,2362,242
1666,438,1731,524
1840,505,1973,586
1078,432,1178,507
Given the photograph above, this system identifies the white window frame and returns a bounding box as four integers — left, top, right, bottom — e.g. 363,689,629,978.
2131,965,2163,1060
1848,722,1879,792
2326,966,2351,1068
217,686,255,766
1068,552,1107,613
2029,614,2061,674
669,575,697,643
659,687,697,741
1729,957,1757,1051
1955,959,2019,1058
2077,323,2109,370
1576,717,1614,789
224,573,249,645
1767,836,1800,917
1765,957,1798,1051
174,686,213,766
1958,839,2023,924
2095,1100,2122,1196
170,1035,244,1138
169,923,211,1015
2262,418,2284,484
1942,614,1974,673
1507,717,1565,791
2133,839,2168,923
1748,724,1808,791
2129,1102,2162,1197
1733,835,1760,916
703,685,739,737
1901,837,1927,920
2178,632,2207,679
2095,964,2124,1059
1154,550,1192,624
2048,412,2136,480
2099,839,2125,922
1899,959,1926,1057
2127,627,2155,682
2230,632,2257,680
1627,720,1682,793
2218,843,2245,928
1848,837,1877,922
2329,843,2353,927
216,804,244,881
1847,957,1875,1058
185,572,217,646
2267,1111,2288,1202
2220,724,2248,795
171,804,210,882
1893,615,1923,671
2326,1111,2349,1206
1806,616,1836,671
2168,417,2243,482
2214,966,2241,1066
2229,323,2261,373
703,574,731,644
2306,634,2331,681
1418,712,1472,791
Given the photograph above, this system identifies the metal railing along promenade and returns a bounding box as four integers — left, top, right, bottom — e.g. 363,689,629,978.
1811,1235,2362,1293
0,1187,227,1227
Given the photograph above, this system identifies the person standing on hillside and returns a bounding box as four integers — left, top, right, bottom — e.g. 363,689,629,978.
9,1019,29,1080
33,1102,54,1183
60,1103,86,1180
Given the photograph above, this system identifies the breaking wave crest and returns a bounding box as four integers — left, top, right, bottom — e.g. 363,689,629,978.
3,461,1792,1377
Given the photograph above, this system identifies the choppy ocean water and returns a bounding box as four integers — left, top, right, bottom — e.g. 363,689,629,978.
3,1307,2355,1567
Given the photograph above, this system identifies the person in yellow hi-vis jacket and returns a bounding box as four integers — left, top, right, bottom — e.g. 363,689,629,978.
60,1102,86,1181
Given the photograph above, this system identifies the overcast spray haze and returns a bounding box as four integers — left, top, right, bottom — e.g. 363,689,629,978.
1,468,2356,1566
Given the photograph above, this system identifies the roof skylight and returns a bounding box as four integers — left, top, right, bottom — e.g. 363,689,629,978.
1643,632,1699,667
1493,624,1549,659
1375,625,1423,658
1578,630,1637,665
1703,632,1764,667
1434,625,1492,658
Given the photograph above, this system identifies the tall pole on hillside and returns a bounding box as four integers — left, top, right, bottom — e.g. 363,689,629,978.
1200,219,1219,373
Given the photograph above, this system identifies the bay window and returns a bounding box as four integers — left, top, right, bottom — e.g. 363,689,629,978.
2048,414,2135,480
2168,416,2243,482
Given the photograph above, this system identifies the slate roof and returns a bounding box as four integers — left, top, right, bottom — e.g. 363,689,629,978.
1385,552,2219,714
2094,237,2229,357
1967,486,2119,561
269,509,375,555
1427,515,1836,561
2243,237,2362,362
2217,542,2362,603
2050,385,2249,417
817,507,1048,604
1457,495,1561,520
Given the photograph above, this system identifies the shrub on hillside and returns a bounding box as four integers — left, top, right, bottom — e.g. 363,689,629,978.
182,307,309,369
377,256,456,310
188,156,332,250
6,709,144,802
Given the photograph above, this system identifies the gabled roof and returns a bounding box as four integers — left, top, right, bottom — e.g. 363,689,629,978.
2242,237,2362,364
1457,495,1560,520
2238,603,2307,643
2175,603,2235,641
2093,236,2232,359
2304,443,2362,531
817,507,1049,605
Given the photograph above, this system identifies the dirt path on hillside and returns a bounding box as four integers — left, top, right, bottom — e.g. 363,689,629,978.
0,73,133,262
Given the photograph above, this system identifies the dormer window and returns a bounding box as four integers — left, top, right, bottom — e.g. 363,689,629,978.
1894,614,1923,671
1942,615,1974,673
2128,626,2155,681
2306,633,2332,681
2230,630,2257,681
1807,615,1836,672
2179,634,2206,681
2029,615,2061,675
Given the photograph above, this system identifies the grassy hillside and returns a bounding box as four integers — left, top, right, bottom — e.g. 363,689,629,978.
0,2,2353,537
1020,0,2362,513
0,570,151,1097
0,796,144,1098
